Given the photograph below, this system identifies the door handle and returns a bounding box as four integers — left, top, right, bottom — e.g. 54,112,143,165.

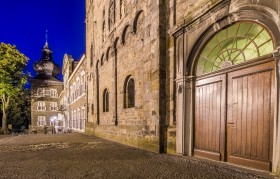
227,122,236,129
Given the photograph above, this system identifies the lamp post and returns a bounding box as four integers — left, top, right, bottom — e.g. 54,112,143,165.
51,117,54,134
51,116,57,134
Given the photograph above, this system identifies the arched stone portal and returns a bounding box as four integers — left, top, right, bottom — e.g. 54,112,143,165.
194,21,274,171
174,3,280,173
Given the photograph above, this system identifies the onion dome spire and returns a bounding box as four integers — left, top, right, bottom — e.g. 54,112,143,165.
33,31,60,81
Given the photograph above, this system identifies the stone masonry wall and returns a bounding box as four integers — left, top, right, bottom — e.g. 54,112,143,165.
31,81,63,132
85,0,163,152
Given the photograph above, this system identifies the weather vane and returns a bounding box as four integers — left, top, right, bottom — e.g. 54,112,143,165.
45,29,48,45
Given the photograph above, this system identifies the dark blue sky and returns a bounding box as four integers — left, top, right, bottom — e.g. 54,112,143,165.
0,0,85,81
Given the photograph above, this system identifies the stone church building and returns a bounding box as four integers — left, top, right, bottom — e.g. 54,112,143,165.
85,0,280,175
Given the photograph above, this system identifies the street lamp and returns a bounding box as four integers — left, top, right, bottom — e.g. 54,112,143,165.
51,116,57,134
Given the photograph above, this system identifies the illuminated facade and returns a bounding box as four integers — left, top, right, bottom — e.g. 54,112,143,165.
30,42,63,131
59,54,87,132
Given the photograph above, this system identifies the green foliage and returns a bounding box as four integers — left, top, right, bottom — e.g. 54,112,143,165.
0,42,30,132
0,43,29,88
7,89,30,128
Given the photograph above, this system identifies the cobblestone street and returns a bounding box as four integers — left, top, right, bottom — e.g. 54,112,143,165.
0,133,277,179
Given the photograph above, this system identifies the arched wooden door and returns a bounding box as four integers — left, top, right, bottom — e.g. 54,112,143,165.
194,22,275,171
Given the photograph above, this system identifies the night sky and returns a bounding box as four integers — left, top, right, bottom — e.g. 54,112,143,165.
0,0,85,83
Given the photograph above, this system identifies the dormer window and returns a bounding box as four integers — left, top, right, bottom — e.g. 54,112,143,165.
37,88,45,96
50,89,58,97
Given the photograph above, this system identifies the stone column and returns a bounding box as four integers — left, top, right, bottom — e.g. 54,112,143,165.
183,76,194,156
175,75,194,156
113,48,118,126
96,61,100,125
175,77,185,154
175,33,185,154
272,47,280,175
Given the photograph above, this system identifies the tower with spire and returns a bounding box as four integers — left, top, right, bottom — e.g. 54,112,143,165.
30,36,63,133
33,33,60,81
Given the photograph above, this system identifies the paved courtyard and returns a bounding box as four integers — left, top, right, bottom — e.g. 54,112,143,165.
0,133,277,179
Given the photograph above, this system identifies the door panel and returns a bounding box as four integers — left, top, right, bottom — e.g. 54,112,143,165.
227,61,274,171
194,74,226,161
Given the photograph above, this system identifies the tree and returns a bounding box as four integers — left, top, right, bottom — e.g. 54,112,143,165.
7,89,31,129
0,43,29,133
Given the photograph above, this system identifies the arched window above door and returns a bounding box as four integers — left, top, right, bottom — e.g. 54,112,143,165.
196,22,274,76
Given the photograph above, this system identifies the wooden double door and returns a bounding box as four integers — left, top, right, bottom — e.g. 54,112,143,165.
194,60,275,171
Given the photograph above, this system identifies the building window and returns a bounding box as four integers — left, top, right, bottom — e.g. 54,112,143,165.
108,0,115,31
64,74,68,87
101,54,104,66
73,110,76,129
196,21,274,75
71,111,74,128
69,86,72,102
37,88,45,96
37,101,46,111
77,108,81,129
81,74,85,94
67,112,70,128
76,79,80,97
82,107,85,119
73,83,76,100
102,21,106,43
37,116,46,126
102,8,106,43
103,89,109,112
120,0,125,19
90,45,94,67
124,76,135,108
50,89,58,97
50,102,57,111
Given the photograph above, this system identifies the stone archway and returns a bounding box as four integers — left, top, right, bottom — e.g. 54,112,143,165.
174,4,280,173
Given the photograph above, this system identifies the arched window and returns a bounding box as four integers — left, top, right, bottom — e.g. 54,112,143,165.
101,54,104,66
196,22,274,75
102,21,106,43
120,0,126,19
103,89,109,112
108,0,115,31
90,45,93,67
124,76,135,108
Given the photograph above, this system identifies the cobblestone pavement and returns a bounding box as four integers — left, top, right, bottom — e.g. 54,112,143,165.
0,133,278,179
